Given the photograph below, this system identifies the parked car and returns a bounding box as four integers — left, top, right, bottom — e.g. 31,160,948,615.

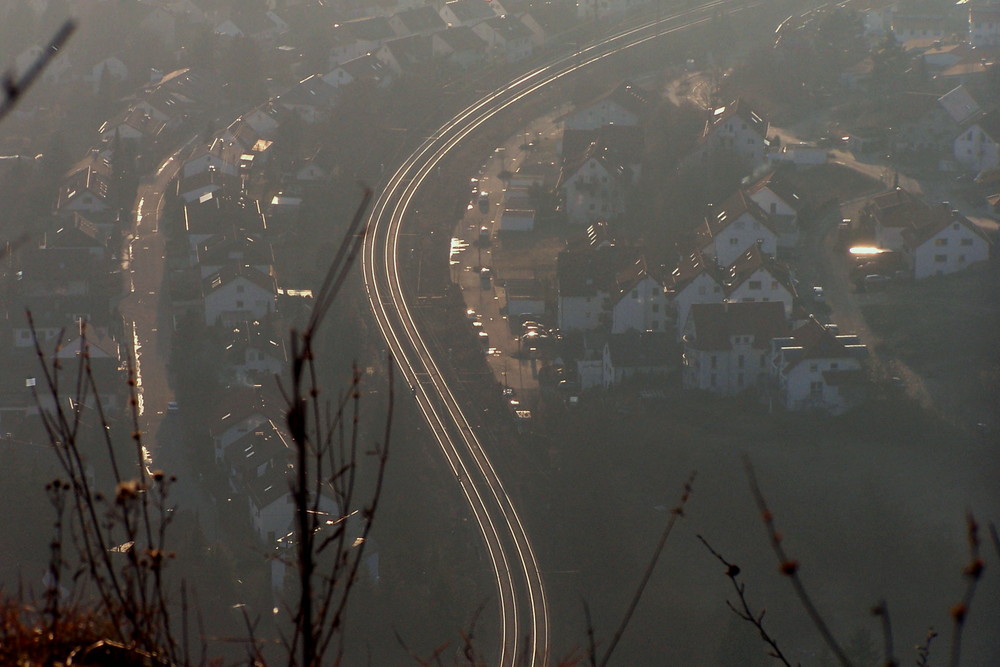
811,286,824,302
478,191,490,213
480,266,492,288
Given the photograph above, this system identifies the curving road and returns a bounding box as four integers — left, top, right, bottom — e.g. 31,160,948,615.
362,1,761,663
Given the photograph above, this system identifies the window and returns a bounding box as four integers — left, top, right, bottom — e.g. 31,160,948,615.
729,237,739,246
830,363,839,370
771,280,778,290
236,300,244,309
810,381,823,396
960,238,973,246
934,254,946,263
809,363,818,372
710,355,717,370
958,255,966,263
934,238,947,246
652,303,659,313
748,280,762,290
738,355,745,369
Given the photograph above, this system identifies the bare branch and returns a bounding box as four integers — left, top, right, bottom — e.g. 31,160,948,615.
0,20,76,122
744,456,851,667
599,472,695,667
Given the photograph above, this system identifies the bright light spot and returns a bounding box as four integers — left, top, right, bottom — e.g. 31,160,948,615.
849,246,886,256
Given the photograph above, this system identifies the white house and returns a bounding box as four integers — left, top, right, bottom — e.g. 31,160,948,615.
667,249,726,340
724,243,797,317
697,190,778,267
969,4,1000,47
202,264,277,327
439,0,503,28
771,318,869,415
559,143,636,226
601,331,674,387
697,99,770,166
472,16,534,63
182,137,240,178
56,155,114,214
903,209,992,279
682,301,788,395
954,110,1000,174
609,257,669,334
563,80,651,131
556,241,631,332
744,169,804,249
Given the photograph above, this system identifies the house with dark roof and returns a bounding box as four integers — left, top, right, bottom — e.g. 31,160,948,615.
609,256,670,334
389,5,447,37
743,168,804,249
196,234,274,279
563,81,652,131
57,154,114,214
183,137,240,178
697,190,778,267
902,207,991,278
601,331,675,387
556,239,631,331
213,10,288,42
559,141,638,225
954,108,1000,174
276,74,338,124
681,301,788,395
202,263,277,327
323,53,392,90
431,26,488,69
860,187,941,252
969,3,1000,46
723,243,797,317
667,249,726,340
771,318,869,414
98,106,167,143
697,98,770,166
561,124,644,167
439,0,503,28
375,34,434,76
472,16,534,62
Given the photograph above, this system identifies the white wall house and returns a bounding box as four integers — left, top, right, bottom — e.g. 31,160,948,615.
563,80,650,131
203,264,277,327
681,301,788,395
904,211,992,279
771,319,868,415
969,4,1000,47
609,257,669,334
560,147,634,226
697,99,770,166
697,190,778,267
723,243,797,317
183,138,239,178
744,170,804,249
954,111,1000,174
667,250,726,340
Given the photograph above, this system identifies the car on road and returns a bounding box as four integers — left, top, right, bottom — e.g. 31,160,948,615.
811,286,825,302
478,191,489,213
167,401,179,412
480,266,492,288
858,274,892,291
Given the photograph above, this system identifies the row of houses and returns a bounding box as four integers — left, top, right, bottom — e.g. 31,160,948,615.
861,0,1000,48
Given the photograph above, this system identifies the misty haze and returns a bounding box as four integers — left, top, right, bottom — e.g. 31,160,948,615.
0,0,997,664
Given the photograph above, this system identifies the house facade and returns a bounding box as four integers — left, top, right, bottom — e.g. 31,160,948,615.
954,110,1000,174
903,210,992,278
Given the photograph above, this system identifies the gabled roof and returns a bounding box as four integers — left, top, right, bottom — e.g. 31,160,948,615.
862,187,937,229
210,383,284,438
573,80,652,121
279,74,337,108
687,301,788,351
343,16,396,42
611,256,665,305
394,6,447,34
381,34,434,70
968,109,1000,144
704,98,768,138
698,190,776,245
560,140,634,187
336,53,390,83
606,331,674,366
668,249,724,292
198,234,274,269
557,245,633,298
744,169,803,211
938,85,982,125
44,216,105,249
562,125,644,166
443,0,497,24
777,318,868,371
724,243,794,295
435,26,487,52
223,417,290,478
901,208,991,248
483,15,533,41
203,263,276,297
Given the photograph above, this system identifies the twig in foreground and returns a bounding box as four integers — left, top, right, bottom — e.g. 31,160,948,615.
947,513,984,667
598,472,695,667
697,534,793,667
743,456,851,667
